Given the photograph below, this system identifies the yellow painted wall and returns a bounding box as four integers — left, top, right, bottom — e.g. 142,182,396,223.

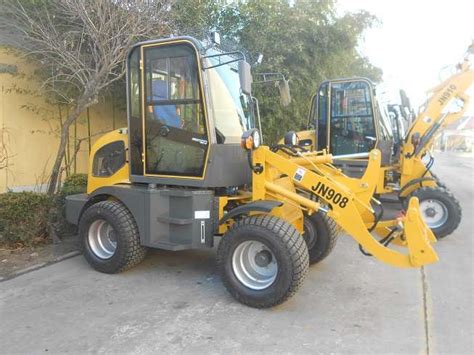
0,47,126,193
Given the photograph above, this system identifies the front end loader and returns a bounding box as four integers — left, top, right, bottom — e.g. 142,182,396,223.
291,44,473,239
65,36,438,308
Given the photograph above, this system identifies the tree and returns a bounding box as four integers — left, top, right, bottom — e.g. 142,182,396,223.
0,0,174,194
210,0,383,142
0,127,13,171
0,0,382,193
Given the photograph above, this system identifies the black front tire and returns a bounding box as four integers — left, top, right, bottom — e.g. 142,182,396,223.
217,215,309,308
303,212,339,264
408,187,462,239
79,200,147,273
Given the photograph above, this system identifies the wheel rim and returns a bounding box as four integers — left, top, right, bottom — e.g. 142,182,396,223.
419,199,449,229
88,219,117,259
232,240,278,290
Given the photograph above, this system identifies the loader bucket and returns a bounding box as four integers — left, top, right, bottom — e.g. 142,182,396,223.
402,197,438,266
326,194,439,269
371,196,438,267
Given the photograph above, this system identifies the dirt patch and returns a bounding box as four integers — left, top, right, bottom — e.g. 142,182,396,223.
0,235,80,280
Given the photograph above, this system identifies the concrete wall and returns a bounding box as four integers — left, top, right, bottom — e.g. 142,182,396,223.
0,47,127,193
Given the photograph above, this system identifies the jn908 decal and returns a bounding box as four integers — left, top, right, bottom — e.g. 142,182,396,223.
311,181,349,208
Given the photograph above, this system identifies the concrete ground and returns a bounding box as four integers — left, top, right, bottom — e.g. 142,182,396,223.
0,152,472,354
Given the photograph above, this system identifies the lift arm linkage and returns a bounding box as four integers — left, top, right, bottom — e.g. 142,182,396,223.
252,147,438,268
404,62,474,159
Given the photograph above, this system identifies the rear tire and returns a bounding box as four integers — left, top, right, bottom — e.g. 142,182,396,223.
79,200,147,273
303,212,339,264
408,187,462,239
217,215,309,308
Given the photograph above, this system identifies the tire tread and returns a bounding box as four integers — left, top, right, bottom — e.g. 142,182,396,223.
409,186,462,239
80,200,147,273
217,215,309,308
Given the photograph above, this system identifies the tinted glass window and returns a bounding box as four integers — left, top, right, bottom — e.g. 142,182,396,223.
329,81,376,155
92,141,126,177
143,43,208,177
316,83,329,151
128,47,143,175
206,52,255,143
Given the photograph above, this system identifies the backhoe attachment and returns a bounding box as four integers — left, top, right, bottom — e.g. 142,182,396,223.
251,147,438,268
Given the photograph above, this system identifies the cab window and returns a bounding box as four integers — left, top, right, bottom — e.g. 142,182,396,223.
316,82,329,151
143,43,208,177
206,53,255,144
92,141,126,177
329,81,376,155
128,47,143,175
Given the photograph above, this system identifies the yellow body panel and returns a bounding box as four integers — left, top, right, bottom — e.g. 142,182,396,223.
87,129,130,194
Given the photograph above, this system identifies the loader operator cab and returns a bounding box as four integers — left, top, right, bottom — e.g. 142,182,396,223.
310,78,395,177
125,37,258,187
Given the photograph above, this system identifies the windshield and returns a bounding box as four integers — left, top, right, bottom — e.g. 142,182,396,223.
205,51,256,143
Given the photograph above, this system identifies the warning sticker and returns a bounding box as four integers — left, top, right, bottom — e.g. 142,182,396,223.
293,168,306,182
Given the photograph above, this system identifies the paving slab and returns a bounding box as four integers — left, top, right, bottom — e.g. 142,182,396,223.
0,237,426,353
426,153,473,354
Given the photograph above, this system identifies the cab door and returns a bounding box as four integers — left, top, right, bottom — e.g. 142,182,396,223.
141,40,209,178
327,80,377,155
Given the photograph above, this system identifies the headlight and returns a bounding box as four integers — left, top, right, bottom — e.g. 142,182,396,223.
241,129,261,150
284,131,298,146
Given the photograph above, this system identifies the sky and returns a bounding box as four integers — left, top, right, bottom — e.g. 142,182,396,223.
337,0,474,113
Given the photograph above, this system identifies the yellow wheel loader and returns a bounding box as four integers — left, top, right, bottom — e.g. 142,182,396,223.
289,45,473,239
66,36,437,308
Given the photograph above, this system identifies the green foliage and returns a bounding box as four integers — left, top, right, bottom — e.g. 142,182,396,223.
0,192,52,247
50,173,88,237
61,173,87,196
176,0,383,143
0,175,87,247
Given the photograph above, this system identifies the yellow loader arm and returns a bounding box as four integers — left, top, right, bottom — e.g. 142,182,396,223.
252,147,438,268
403,54,473,160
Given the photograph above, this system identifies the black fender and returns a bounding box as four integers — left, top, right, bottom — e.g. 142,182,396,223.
65,186,136,225
65,185,149,240
399,177,437,197
219,200,283,224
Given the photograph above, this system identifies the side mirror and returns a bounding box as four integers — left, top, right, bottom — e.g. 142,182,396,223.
277,79,291,106
239,60,253,96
